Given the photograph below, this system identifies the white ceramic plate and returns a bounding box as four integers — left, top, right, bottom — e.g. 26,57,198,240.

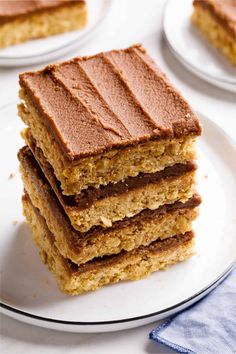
163,0,236,92
0,0,113,67
0,103,235,333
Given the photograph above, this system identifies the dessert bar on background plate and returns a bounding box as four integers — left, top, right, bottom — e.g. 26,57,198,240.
0,0,113,67
0,0,87,49
163,0,236,92
192,0,236,66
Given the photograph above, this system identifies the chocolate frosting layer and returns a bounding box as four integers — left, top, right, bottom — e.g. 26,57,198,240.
19,45,201,160
193,0,236,37
25,131,197,211
0,0,85,25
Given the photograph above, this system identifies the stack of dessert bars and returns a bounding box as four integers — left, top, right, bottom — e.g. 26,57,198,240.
18,45,201,295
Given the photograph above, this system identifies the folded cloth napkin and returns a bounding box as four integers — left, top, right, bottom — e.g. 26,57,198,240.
150,266,236,354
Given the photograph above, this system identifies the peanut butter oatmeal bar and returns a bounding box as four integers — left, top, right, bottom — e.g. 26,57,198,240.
19,45,200,195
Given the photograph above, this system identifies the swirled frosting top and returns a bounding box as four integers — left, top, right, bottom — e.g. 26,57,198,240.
19,44,202,160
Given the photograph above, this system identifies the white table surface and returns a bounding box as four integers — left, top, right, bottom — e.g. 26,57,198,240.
0,0,235,353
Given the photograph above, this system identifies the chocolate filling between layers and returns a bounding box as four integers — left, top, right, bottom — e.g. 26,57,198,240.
24,132,197,210
23,192,194,276
18,146,201,240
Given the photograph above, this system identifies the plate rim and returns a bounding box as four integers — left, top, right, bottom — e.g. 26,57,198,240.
163,0,236,88
164,35,236,93
1,262,235,326
0,107,236,328
0,0,113,61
